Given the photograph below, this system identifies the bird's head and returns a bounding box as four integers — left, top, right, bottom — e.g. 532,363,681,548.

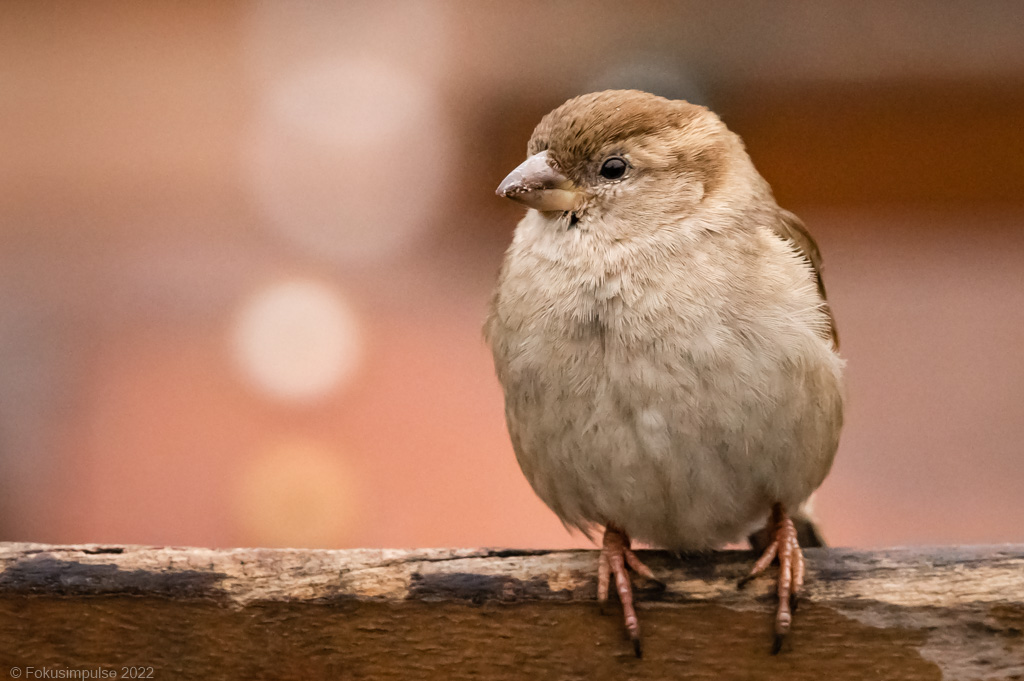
497,90,755,236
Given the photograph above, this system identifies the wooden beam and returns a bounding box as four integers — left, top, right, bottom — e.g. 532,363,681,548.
0,543,1022,679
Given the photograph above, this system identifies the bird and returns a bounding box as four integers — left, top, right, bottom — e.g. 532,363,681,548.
484,90,844,657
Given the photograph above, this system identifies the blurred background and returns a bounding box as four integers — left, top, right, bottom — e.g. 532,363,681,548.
0,1,1021,550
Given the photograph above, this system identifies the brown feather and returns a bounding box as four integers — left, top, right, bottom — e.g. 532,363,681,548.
772,209,839,348
527,90,715,186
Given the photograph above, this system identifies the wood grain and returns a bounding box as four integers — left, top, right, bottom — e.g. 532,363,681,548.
0,543,1022,680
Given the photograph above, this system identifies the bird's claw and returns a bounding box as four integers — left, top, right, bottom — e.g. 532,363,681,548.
771,633,785,656
740,503,804,654
598,525,653,658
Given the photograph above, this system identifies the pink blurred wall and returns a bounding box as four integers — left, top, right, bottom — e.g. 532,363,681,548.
0,1,1022,550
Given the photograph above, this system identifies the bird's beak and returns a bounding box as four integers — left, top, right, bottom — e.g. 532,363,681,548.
496,150,580,212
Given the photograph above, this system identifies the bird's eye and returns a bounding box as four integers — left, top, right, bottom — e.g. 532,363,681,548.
599,157,628,180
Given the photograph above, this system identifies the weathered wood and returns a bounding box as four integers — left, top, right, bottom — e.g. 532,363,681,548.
0,543,1022,680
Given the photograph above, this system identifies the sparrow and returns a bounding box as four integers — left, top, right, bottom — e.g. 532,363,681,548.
485,90,844,656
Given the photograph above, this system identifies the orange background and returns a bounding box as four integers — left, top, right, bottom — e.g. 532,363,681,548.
1,1,1022,550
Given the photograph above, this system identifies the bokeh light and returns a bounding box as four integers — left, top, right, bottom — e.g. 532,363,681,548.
242,55,453,264
583,56,710,106
231,278,361,402
232,440,359,548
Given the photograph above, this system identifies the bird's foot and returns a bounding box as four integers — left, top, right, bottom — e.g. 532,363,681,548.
598,525,657,658
737,503,804,655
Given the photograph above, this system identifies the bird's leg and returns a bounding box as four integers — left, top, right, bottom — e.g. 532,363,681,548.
597,524,656,658
738,503,803,655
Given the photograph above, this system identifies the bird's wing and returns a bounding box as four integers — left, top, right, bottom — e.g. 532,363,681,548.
771,209,839,348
